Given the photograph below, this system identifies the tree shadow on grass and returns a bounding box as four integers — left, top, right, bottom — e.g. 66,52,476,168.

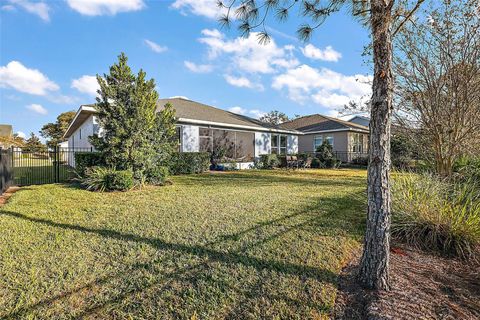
1,190,366,318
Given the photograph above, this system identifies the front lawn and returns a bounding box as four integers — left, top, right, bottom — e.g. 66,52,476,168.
0,169,366,319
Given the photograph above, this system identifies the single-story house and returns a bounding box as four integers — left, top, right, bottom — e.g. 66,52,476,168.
63,97,300,169
279,114,369,163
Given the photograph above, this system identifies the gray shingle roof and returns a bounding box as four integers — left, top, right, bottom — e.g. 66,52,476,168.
279,114,369,133
157,98,290,132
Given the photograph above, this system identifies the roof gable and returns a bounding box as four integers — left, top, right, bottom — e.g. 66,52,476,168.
280,114,368,133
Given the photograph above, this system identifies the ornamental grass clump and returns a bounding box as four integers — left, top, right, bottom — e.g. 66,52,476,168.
392,173,480,260
81,167,134,192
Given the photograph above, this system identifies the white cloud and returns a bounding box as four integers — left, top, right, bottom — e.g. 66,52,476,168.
1,4,16,11
272,64,372,109
144,39,167,53
224,75,264,91
0,61,59,95
228,106,265,119
71,75,99,96
6,0,50,21
184,61,213,73
48,94,78,105
301,44,342,62
228,106,246,114
198,29,299,74
26,103,47,115
66,0,145,16
168,96,190,100
171,0,227,19
16,131,26,139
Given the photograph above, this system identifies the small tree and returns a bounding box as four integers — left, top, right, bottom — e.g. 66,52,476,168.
90,53,177,179
395,0,480,177
40,111,76,149
259,110,289,125
23,132,46,152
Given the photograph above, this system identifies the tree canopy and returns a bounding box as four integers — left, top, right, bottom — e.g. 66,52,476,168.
90,53,177,179
40,111,76,149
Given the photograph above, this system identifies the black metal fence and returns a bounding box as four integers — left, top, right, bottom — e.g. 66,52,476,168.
1,147,93,187
302,151,369,164
0,149,13,194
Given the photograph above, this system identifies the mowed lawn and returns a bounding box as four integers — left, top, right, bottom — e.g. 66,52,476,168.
0,169,367,319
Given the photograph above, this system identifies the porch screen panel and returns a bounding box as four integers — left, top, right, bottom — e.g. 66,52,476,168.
199,127,212,152
234,131,254,161
212,129,236,159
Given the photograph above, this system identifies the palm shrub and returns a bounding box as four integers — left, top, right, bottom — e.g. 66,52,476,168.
392,173,480,260
81,167,134,192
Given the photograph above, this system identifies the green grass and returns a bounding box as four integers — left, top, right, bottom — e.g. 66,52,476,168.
13,157,73,185
0,169,367,319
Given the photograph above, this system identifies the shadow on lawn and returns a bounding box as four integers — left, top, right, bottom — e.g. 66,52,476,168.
1,190,367,318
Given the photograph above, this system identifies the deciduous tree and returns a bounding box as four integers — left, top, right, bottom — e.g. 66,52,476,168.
394,0,480,176
259,110,289,125
40,111,76,149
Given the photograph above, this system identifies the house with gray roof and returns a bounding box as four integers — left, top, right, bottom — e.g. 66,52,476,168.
280,114,369,162
64,98,300,168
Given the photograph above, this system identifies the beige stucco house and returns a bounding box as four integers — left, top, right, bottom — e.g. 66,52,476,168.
280,114,369,162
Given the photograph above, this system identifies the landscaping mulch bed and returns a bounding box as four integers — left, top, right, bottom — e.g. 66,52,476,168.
334,244,480,320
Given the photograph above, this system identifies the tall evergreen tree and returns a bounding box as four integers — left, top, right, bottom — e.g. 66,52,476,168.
23,132,46,152
90,53,177,178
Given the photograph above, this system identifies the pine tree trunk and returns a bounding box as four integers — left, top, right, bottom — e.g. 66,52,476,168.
359,0,394,291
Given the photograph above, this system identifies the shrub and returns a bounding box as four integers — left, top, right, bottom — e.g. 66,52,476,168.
392,173,480,260
351,156,369,166
311,158,322,168
144,165,169,185
259,154,280,169
315,141,340,168
74,152,105,176
170,152,210,174
81,167,134,192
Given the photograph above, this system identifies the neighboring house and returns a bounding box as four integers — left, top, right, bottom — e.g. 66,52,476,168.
349,115,370,127
0,124,14,149
63,98,299,168
280,114,369,162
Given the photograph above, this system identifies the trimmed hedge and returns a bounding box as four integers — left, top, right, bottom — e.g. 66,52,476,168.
170,152,210,174
74,152,105,176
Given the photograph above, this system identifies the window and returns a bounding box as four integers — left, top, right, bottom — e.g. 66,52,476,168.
79,129,82,140
271,134,279,154
175,127,181,151
352,133,364,153
271,134,287,154
325,135,334,147
313,135,323,151
280,135,287,154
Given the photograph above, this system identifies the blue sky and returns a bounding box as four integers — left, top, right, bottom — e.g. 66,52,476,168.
0,0,372,139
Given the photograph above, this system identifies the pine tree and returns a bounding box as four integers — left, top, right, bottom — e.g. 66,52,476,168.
90,53,177,178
